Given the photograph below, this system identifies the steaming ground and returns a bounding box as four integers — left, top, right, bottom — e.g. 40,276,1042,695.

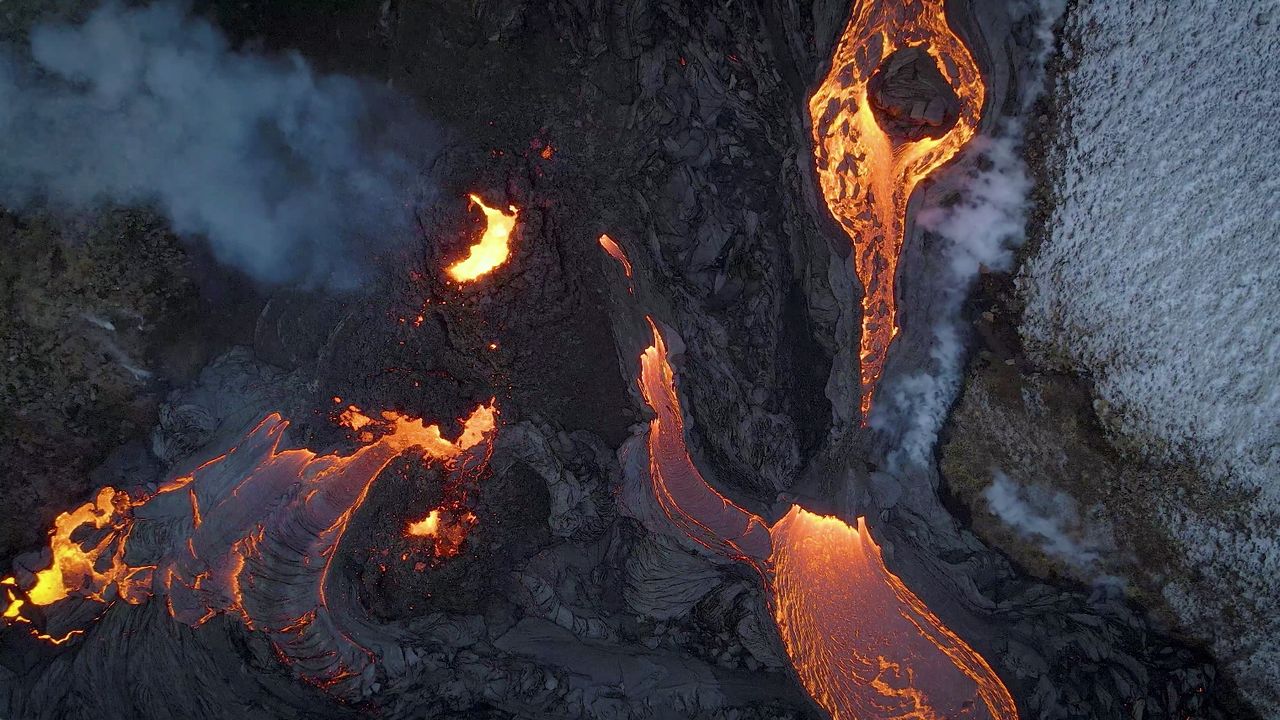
870,0,1063,469
0,2,431,287
1018,0,1280,711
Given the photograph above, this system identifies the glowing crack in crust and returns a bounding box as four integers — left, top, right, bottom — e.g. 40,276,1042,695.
1,403,497,694
445,194,519,283
809,0,985,418
638,321,1017,720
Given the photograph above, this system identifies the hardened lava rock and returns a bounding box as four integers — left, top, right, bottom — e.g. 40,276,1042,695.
868,45,961,141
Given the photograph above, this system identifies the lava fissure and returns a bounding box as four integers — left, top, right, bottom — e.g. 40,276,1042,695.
809,0,985,418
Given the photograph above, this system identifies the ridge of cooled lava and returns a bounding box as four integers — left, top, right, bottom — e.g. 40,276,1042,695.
3,404,497,695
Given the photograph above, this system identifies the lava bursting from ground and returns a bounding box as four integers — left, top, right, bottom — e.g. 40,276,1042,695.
809,0,984,418
1,403,497,689
597,234,633,278
445,193,520,283
637,321,1017,720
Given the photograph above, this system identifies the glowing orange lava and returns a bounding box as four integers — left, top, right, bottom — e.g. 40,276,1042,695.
2,400,497,682
407,509,442,536
773,508,1018,720
445,194,519,283
809,0,984,417
638,319,772,566
637,321,1017,720
597,233,633,278
406,508,477,558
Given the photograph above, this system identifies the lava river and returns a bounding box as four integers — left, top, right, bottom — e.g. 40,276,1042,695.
809,0,985,417
2,403,496,694
638,322,1017,720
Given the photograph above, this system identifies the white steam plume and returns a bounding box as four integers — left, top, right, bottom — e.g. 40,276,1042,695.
873,0,1063,470
0,2,432,287
983,470,1120,585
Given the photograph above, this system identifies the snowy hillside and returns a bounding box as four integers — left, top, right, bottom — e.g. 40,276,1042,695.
1019,0,1280,711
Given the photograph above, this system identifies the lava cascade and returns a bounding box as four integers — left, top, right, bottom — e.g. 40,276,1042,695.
637,322,1017,719
2,403,496,691
809,0,985,417
445,194,519,282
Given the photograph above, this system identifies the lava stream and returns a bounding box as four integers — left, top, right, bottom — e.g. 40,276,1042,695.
638,318,772,566
637,321,1017,719
2,403,497,694
445,193,519,282
809,0,984,417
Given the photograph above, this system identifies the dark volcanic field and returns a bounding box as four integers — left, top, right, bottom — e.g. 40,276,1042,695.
0,1,1258,719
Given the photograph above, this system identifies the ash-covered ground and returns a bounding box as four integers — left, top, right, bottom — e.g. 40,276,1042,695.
0,1,1270,719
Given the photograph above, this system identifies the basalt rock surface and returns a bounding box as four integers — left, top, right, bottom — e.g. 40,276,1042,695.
868,45,962,141
0,1,1256,719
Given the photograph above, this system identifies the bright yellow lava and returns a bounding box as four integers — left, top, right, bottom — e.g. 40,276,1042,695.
445,194,519,283
809,0,985,418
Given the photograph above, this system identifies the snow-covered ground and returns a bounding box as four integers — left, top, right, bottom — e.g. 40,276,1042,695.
1019,0,1280,711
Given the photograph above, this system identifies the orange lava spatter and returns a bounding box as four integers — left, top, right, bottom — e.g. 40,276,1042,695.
637,320,1018,720
1,402,498,665
809,0,985,419
445,194,519,283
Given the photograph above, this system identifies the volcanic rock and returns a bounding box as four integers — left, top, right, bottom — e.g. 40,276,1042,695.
867,45,961,141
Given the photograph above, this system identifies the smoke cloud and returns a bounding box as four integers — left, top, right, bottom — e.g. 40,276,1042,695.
0,2,431,287
983,470,1120,585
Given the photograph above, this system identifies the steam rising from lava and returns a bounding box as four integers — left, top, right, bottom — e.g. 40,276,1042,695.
637,321,1018,719
809,0,985,418
0,2,432,287
2,402,497,692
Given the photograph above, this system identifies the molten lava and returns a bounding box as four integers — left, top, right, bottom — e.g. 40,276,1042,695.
406,508,477,558
637,321,1017,720
445,193,519,283
809,0,985,417
597,233,633,278
639,319,772,565
773,508,1018,720
2,402,497,690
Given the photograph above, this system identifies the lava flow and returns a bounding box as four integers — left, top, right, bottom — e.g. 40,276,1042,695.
445,193,520,282
2,403,497,692
638,319,772,566
637,321,1017,720
597,233,633,278
809,0,985,417
773,509,1018,720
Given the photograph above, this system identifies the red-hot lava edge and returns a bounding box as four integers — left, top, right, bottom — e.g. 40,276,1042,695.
638,321,1018,720
810,0,984,419
1,404,497,691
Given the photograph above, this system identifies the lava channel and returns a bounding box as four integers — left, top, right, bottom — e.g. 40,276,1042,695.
445,193,520,283
637,321,1017,720
1,403,497,695
809,0,985,418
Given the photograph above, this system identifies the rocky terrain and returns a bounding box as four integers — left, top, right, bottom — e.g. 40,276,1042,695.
0,1,1269,719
